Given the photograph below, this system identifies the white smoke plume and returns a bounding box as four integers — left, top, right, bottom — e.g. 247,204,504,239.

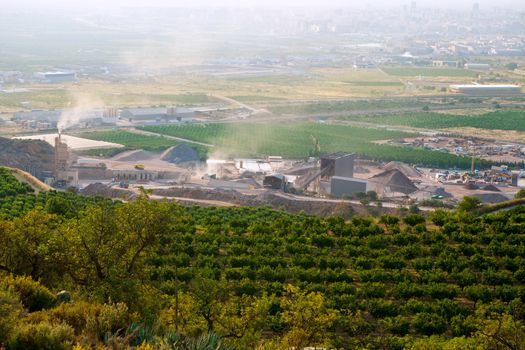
57,93,105,132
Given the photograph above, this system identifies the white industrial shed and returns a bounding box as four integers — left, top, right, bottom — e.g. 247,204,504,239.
450,84,522,95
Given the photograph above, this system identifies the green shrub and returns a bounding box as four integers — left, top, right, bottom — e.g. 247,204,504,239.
458,197,482,212
382,315,410,336
27,301,94,335
0,288,23,346
2,275,56,312
412,312,448,335
28,300,132,341
86,302,132,340
10,321,74,350
403,214,425,226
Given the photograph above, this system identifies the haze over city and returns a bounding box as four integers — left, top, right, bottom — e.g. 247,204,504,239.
5,0,525,10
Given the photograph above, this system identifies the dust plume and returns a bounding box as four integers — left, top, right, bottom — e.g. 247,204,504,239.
58,93,105,132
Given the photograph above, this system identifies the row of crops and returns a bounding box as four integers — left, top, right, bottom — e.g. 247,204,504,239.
338,110,525,132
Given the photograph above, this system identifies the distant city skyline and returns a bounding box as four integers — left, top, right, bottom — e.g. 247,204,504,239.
5,0,525,11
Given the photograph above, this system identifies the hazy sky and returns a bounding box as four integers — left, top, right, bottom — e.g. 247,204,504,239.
5,0,525,10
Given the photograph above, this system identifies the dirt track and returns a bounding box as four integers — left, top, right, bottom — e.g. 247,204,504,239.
150,186,396,218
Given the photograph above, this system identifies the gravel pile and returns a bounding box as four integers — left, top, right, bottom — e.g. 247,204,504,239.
482,184,501,192
370,169,418,195
464,183,480,190
161,144,200,164
81,183,136,200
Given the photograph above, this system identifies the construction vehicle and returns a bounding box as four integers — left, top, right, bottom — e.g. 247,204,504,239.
134,164,145,170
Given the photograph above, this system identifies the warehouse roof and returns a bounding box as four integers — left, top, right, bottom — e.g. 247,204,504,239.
450,84,521,89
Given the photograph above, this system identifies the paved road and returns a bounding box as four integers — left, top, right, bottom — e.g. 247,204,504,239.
209,94,258,112
270,191,435,211
149,194,237,207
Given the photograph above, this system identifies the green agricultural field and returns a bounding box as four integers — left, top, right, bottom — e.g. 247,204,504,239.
383,67,479,77
78,130,179,152
338,110,525,132
268,99,429,115
140,122,489,169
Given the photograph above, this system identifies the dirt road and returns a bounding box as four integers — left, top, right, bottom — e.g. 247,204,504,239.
125,128,215,147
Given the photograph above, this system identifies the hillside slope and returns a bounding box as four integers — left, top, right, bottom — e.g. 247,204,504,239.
0,137,54,178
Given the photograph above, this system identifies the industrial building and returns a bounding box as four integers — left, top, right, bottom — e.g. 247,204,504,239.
512,172,525,188
35,71,76,83
120,107,194,123
432,60,460,68
464,63,490,70
330,176,368,198
112,169,158,182
53,134,78,186
320,152,355,179
13,108,119,130
292,153,368,198
13,110,61,123
449,84,522,95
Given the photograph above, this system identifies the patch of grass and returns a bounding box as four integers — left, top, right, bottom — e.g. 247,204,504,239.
0,90,70,111
98,93,218,106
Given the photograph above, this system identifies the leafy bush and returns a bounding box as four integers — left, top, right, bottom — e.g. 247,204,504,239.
412,313,448,335
10,321,74,350
2,275,56,312
403,214,426,226
0,288,23,346
86,302,132,341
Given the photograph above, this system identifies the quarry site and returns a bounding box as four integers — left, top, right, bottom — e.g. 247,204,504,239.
2,119,524,218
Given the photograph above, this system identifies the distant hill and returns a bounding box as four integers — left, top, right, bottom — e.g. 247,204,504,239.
0,137,54,178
